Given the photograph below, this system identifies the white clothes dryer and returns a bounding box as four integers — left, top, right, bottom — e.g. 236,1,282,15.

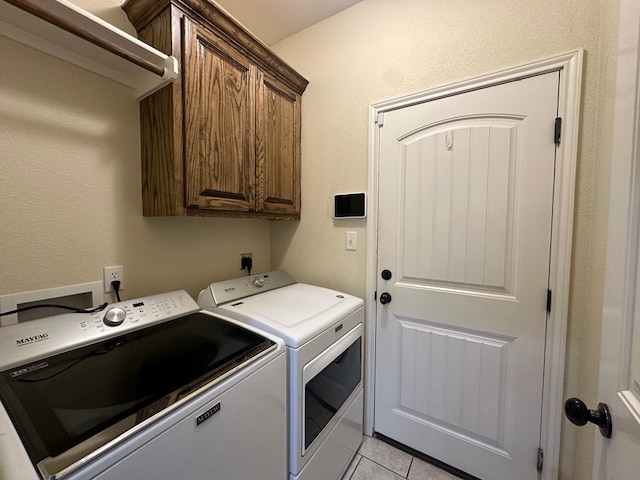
198,270,364,480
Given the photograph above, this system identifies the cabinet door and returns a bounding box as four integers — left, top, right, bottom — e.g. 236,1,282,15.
256,71,301,215
183,18,256,212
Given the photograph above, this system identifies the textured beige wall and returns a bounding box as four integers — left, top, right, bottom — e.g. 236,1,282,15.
0,0,271,302
271,0,619,478
0,0,619,477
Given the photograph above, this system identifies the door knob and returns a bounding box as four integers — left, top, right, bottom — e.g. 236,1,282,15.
379,292,392,305
564,397,612,438
381,269,392,280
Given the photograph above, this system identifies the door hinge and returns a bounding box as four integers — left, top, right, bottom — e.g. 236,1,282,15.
546,289,552,313
537,447,544,473
376,112,385,127
554,117,562,145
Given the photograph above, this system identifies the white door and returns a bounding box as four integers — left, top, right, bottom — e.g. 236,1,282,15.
589,0,640,476
593,210,640,478
374,72,559,480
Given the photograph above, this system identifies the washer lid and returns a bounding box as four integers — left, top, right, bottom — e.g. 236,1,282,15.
215,283,363,347
0,311,277,480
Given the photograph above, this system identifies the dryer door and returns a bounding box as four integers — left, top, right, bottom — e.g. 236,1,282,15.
302,324,362,453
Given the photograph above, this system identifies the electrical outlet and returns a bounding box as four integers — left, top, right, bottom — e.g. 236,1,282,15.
104,266,124,293
240,253,252,270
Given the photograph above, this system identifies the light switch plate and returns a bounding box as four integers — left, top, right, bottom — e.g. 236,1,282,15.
346,231,357,251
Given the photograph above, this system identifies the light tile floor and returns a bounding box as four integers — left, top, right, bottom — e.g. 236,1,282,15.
341,436,461,480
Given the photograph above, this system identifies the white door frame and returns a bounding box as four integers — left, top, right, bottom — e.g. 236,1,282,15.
365,50,583,479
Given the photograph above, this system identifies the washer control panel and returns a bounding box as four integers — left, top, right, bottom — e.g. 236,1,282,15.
0,290,200,371
86,291,194,332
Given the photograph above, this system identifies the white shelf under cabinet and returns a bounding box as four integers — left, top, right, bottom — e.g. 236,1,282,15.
0,0,178,99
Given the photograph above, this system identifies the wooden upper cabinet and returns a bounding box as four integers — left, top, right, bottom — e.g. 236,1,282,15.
122,0,308,218
183,18,256,212
257,71,301,215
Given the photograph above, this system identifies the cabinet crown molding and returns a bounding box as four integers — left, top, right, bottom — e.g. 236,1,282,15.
122,0,308,95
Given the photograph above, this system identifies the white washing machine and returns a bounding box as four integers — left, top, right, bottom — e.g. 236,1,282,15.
198,270,364,480
0,291,287,480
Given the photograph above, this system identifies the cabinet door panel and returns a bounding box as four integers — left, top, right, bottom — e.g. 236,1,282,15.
183,18,256,212
256,72,301,215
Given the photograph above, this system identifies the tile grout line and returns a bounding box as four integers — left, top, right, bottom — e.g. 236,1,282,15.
347,454,362,480
356,436,416,479
406,456,414,479
365,456,411,478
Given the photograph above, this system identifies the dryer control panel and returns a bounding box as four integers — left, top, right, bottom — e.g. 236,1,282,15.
198,270,296,307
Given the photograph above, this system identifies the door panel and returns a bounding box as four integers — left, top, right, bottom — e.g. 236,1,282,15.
397,319,510,450
399,119,519,294
375,72,559,480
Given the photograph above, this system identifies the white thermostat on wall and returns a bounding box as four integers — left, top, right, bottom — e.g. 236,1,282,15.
334,192,366,219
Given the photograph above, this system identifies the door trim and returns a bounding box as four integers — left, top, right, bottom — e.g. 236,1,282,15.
365,50,583,480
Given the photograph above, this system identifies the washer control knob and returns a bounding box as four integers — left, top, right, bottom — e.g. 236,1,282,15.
253,276,265,288
103,307,126,326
